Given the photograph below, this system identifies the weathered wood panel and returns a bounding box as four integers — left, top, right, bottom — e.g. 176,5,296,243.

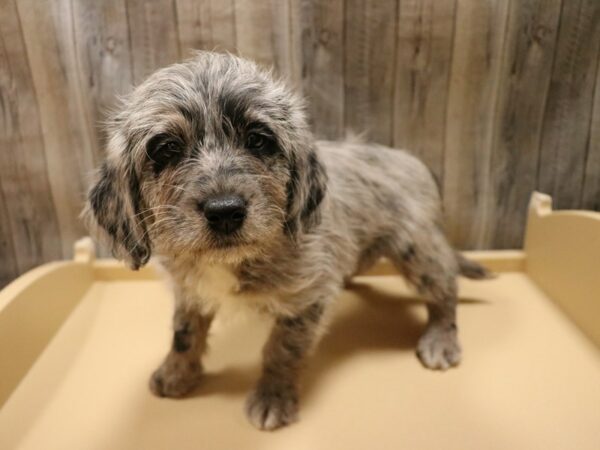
233,0,275,67
443,0,511,249
344,0,398,146
299,0,345,139
0,186,18,287
537,0,600,209
71,0,134,156
488,0,563,248
581,46,600,211
0,0,63,279
1,0,599,287
175,0,237,57
17,0,95,258
127,0,181,84
270,0,302,88
392,0,457,186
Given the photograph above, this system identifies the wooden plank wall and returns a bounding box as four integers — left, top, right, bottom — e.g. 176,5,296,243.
1,0,599,286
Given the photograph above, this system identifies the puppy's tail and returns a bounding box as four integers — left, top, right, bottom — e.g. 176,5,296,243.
456,253,494,280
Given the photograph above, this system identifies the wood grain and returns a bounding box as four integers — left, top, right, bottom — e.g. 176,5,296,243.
488,0,563,248
1,0,598,286
442,0,511,249
16,0,95,258
175,0,237,57
0,0,63,277
233,0,275,67
537,0,600,210
581,45,600,211
0,187,18,288
270,0,302,88
344,0,398,146
126,0,181,84
71,0,134,157
0,0,22,288
392,0,457,187
300,0,344,139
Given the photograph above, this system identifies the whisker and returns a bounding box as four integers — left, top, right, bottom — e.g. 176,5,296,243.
132,204,183,219
161,183,189,193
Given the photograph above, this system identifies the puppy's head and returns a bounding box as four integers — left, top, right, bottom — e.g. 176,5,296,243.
83,52,327,269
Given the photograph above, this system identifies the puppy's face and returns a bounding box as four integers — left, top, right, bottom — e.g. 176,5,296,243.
85,52,326,268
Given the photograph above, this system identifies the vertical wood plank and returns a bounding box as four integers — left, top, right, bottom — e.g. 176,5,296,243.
392,0,457,186
0,0,63,278
17,0,96,258
488,0,563,248
581,46,600,211
344,0,398,145
2,0,599,285
0,188,18,288
208,0,237,53
537,0,600,210
234,0,275,67
126,0,181,84
175,0,237,57
300,0,344,139
442,0,511,249
270,0,303,87
71,0,134,155
175,0,214,55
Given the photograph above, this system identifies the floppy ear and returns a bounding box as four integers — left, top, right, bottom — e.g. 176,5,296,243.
285,147,328,236
83,152,151,270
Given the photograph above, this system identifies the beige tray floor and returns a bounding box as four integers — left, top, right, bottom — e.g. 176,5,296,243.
1,273,599,450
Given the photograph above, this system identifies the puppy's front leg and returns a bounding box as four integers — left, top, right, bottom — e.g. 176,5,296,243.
246,302,325,430
149,291,212,398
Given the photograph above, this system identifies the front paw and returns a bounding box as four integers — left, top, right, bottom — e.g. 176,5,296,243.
245,381,299,431
149,357,202,398
416,323,461,370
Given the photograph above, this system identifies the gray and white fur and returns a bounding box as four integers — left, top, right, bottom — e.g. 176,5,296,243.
83,51,489,431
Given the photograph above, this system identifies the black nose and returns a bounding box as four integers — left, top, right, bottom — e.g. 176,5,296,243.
202,195,247,234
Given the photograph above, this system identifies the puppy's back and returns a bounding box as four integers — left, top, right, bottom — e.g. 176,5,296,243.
316,140,441,222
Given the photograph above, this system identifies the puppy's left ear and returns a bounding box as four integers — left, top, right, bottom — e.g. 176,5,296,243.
285,147,328,236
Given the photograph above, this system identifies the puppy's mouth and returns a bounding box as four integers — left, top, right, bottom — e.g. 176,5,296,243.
212,238,244,249
201,234,260,264
208,232,255,250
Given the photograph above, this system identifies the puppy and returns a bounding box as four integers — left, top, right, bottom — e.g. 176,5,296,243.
84,51,488,430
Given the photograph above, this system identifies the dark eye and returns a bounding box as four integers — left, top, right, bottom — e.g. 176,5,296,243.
246,132,265,150
146,135,184,174
162,141,181,156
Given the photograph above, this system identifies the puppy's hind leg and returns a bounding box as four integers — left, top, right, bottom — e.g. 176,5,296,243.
149,291,213,398
384,228,461,370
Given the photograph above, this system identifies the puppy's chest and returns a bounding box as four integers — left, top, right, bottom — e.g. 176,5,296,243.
195,264,241,303
192,264,279,315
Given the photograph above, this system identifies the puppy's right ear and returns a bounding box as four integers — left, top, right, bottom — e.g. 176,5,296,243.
83,150,151,270
284,146,328,237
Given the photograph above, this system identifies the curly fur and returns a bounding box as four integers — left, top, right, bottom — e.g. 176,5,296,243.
83,51,489,431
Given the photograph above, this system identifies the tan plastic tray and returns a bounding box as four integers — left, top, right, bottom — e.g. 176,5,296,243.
1,192,599,450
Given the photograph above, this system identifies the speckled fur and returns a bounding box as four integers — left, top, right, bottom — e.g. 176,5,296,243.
83,51,489,431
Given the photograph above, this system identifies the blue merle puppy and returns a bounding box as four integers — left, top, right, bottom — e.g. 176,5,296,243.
84,51,489,430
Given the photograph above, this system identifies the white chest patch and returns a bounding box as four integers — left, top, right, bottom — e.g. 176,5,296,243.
192,263,284,317
195,264,240,306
